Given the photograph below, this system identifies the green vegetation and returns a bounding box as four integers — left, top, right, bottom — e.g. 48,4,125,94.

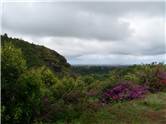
1,35,166,124
1,34,70,75
77,92,166,124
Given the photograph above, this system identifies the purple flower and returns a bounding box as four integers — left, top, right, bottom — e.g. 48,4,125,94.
102,82,148,103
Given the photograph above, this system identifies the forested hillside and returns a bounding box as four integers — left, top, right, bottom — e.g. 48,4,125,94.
1,34,70,75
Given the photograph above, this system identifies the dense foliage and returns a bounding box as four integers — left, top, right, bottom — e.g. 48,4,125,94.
2,43,27,123
1,35,166,124
1,34,70,75
102,82,148,103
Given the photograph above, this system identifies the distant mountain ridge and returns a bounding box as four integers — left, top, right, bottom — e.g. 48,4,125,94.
1,34,70,74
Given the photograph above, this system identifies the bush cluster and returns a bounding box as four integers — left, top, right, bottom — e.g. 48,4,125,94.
102,82,148,103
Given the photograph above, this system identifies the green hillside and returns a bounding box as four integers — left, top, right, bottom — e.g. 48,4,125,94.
1,34,166,124
1,34,70,74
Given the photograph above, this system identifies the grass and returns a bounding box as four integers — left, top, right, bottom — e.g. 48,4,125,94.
77,92,166,124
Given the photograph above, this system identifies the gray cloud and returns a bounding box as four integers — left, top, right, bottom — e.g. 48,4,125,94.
2,2,164,40
2,2,131,41
1,1,166,65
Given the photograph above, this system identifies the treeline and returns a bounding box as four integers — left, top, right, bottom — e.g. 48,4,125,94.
71,65,128,75
1,36,166,124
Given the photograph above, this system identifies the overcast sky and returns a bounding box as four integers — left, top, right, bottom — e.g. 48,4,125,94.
1,0,166,65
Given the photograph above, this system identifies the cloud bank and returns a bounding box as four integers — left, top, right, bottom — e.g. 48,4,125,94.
1,1,166,65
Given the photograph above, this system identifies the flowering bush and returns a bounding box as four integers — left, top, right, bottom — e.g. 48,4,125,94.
102,82,148,103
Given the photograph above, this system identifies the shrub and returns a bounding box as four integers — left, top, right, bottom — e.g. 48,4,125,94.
7,67,47,123
102,81,148,103
82,76,94,85
40,66,59,87
123,73,140,83
140,64,166,92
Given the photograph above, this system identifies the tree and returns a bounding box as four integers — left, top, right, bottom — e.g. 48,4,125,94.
16,68,45,123
1,43,27,123
1,42,27,84
1,43,50,123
